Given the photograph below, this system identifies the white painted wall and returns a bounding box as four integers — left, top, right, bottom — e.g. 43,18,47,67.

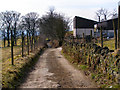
103,30,114,33
73,28,76,37
73,28,94,37
96,29,117,38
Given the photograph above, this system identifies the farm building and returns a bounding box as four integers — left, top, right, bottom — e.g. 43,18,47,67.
96,18,118,38
73,16,97,38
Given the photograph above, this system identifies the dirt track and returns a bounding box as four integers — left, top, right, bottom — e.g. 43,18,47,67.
20,47,97,88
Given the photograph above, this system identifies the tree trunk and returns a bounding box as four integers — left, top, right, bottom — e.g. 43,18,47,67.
27,30,29,55
22,31,24,57
14,22,17,46
11,30,14,65
31,32,34,51
7,25,10,47
32,31,35,51
35,38,37,49
29,32,32,52
36,36,37,49
104,15,107,20
34,34,36,50
98,16,100,22
4,38,5,47
100,27,103,48
34,32,37,50
3,32,5,47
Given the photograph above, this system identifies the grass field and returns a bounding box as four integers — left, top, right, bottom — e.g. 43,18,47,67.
1,38,29,62
97,38,115,50
2,47,42,88
1,37,44,87
1,45,28,62
0,38,22,48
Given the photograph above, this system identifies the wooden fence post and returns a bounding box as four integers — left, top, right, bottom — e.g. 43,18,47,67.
113,19,117,50
100,26,103,48
90,30,92,42
83,33,84,42
27,30,29,55
118,2,120,49
11,29,14,65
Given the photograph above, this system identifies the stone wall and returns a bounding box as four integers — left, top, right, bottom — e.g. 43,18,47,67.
62,39,120,87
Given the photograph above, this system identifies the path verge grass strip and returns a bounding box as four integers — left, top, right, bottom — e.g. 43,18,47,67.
2,47,45,88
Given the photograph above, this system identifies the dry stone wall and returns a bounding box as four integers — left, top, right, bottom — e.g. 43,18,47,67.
62,39,120,87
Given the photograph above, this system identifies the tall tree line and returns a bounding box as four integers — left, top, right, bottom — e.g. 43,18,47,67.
0,9,70,65
0,11,20,47
0,11,40,65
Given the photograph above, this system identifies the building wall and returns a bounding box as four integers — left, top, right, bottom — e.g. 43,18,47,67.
73,28,76,37
96,30,118,38
104,30,118,38
103,30,114,33
73,28,94,37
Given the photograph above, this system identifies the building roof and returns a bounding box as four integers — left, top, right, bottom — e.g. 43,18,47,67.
73,16,97,29
97,18,118,30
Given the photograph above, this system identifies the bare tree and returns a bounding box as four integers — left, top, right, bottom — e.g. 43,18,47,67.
0,11,21,47
20,16,30,55
18,16,26,57
95,9,103,22
24,12,39,51
1,11,14,47
0,14,6,47
95,8,110,22
20,12,39,54
11,26,14,65
101,8,110,20
40,8,69,46
110,9,118,19
12,11,21,46
0,11,20,65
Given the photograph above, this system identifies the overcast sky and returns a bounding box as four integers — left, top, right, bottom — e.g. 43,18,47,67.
0,0,119,21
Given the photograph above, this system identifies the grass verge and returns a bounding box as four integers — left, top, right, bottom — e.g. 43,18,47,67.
61,50,89,72
61,50,120,88
2,47,45,88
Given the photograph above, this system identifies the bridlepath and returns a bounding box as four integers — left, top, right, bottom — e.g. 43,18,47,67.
20,47,97,88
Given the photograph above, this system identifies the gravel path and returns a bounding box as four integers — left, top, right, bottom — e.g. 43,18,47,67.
20,47,97,88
